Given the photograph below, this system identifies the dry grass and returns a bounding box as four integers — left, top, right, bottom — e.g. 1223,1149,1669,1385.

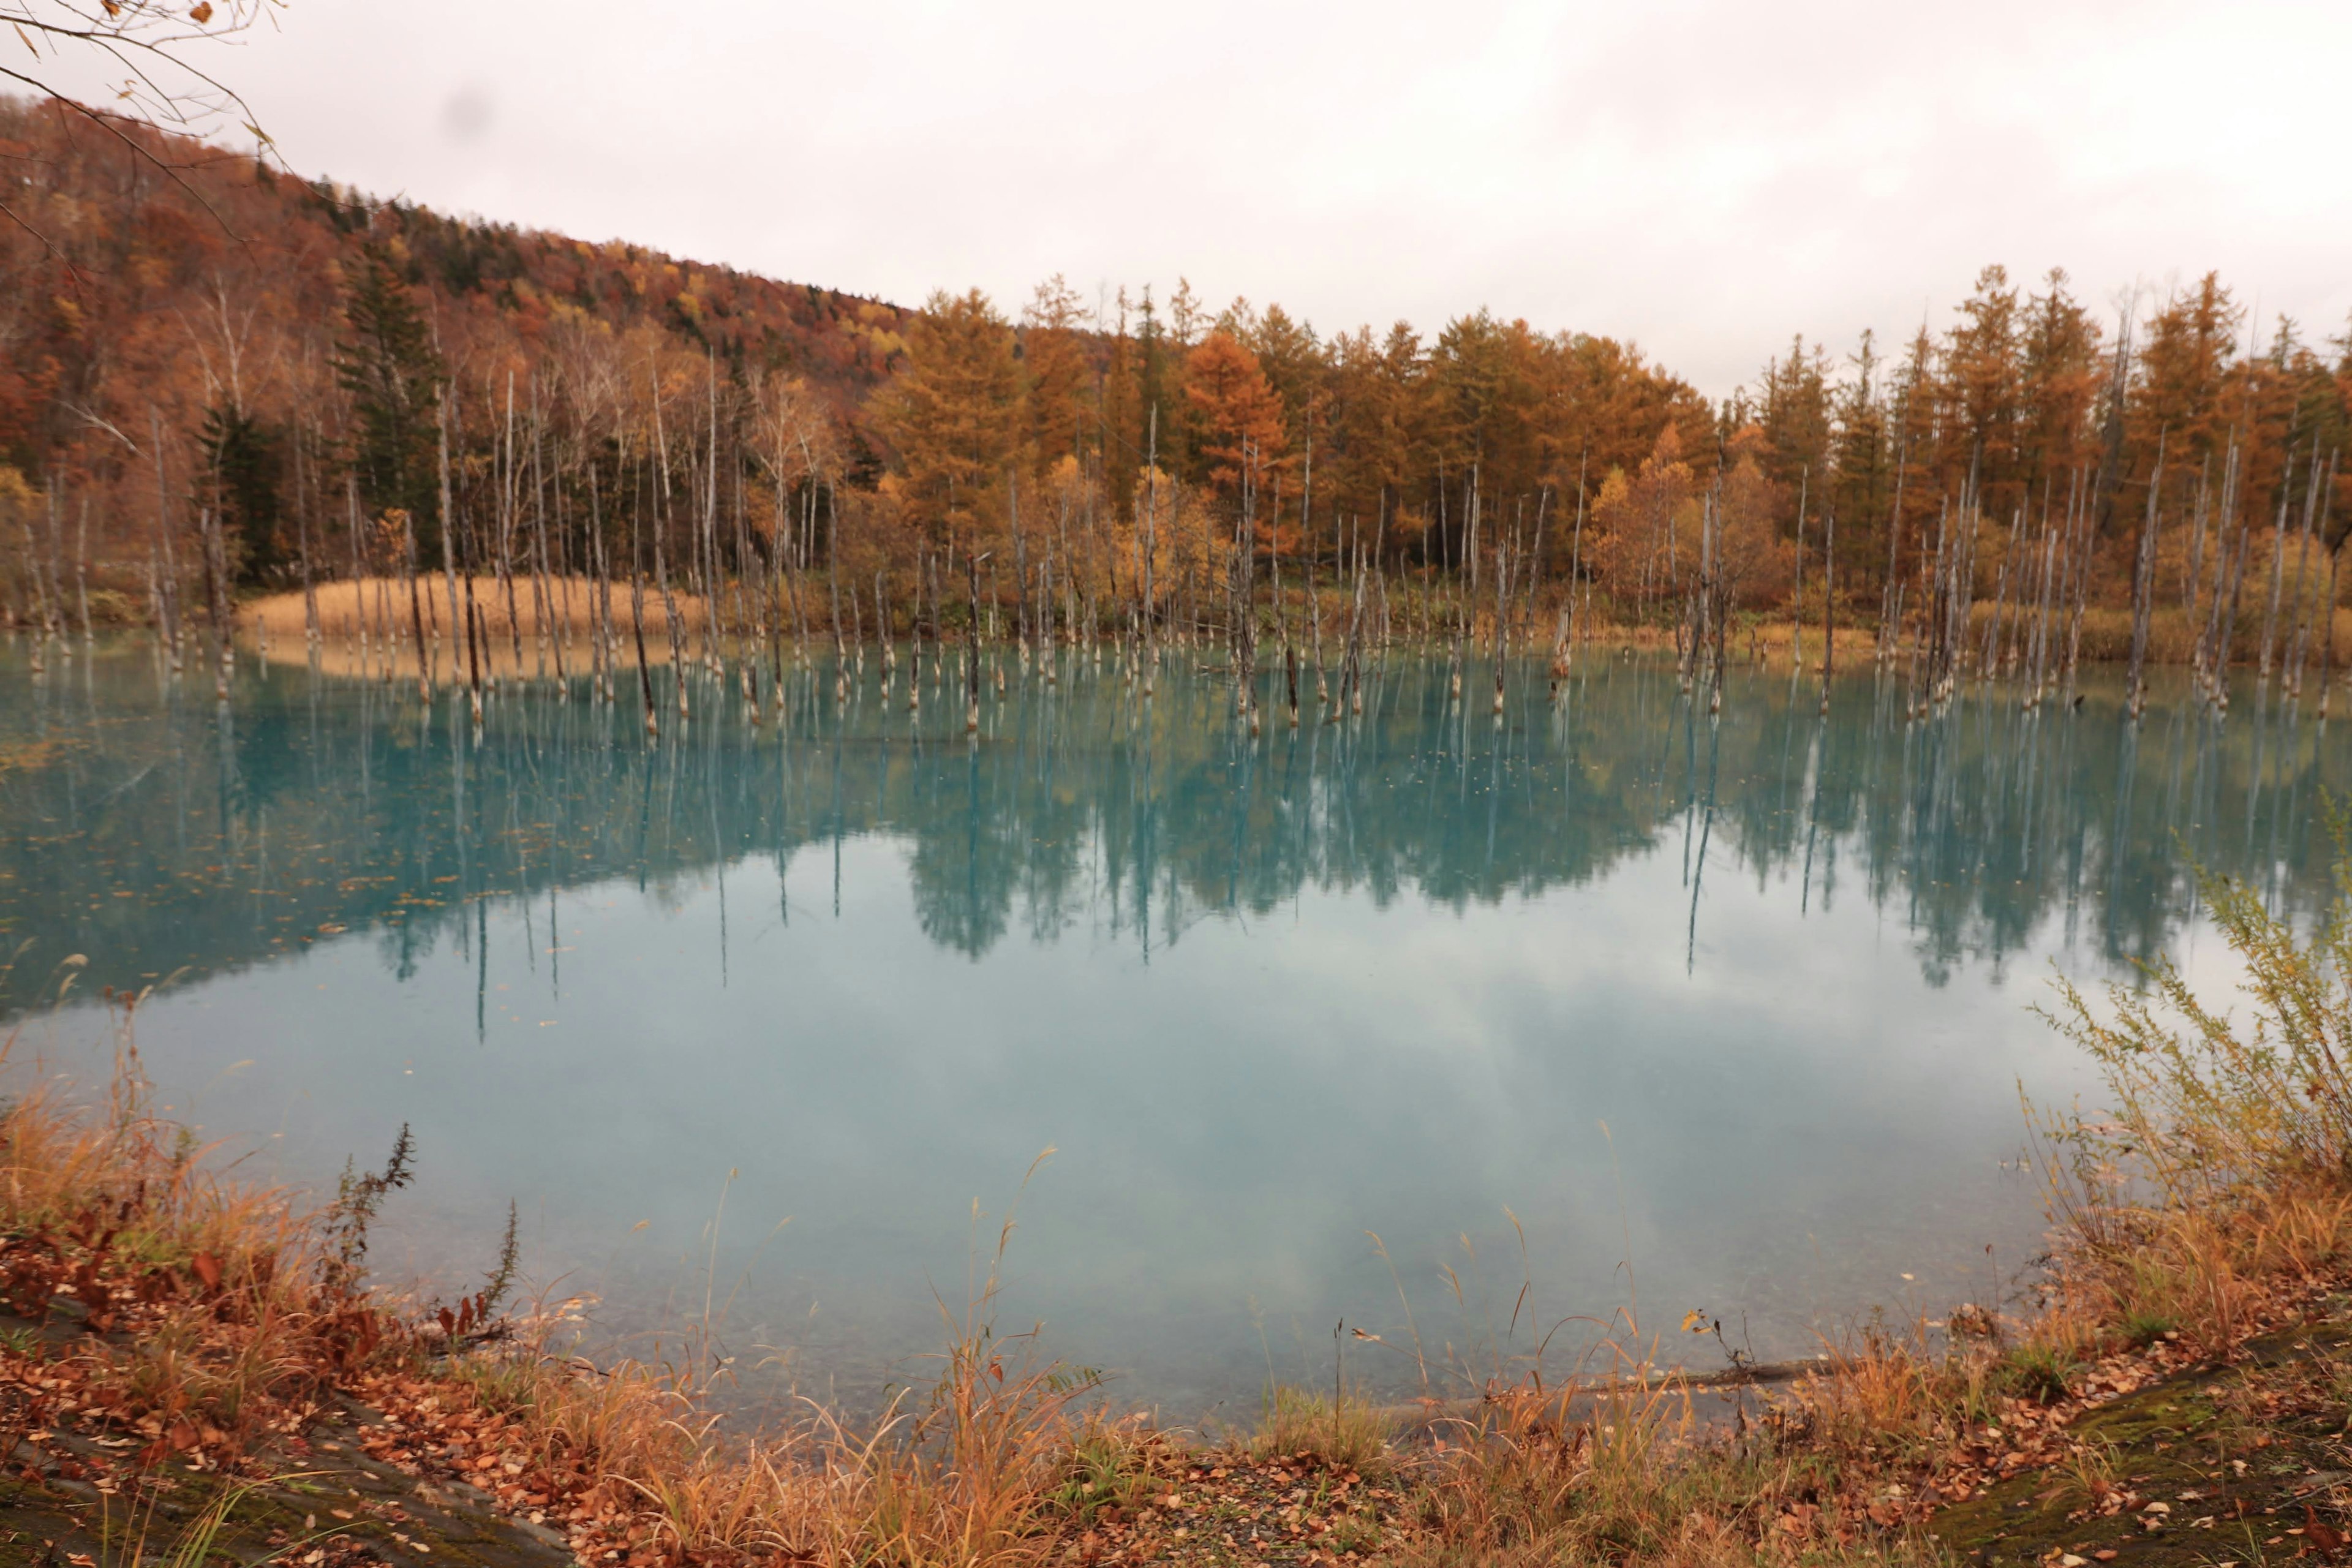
221,581,2348,680
236,576,725,678
1248,1385,1395,1476
0,1002,1112,1567
1294,831,2352,1567
242,576,703,641
0,993,368,1455
0,1018,2324,1568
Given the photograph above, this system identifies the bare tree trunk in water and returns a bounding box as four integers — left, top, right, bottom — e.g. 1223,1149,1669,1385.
1491,532,1508,717
1142,407,1159,696
404,510,430,701
2126,437,2166,720
2319,539,2342,722
2258,458,2294,690
2285,450,2327,696
1820,501,1836,715
1790,465,1807,675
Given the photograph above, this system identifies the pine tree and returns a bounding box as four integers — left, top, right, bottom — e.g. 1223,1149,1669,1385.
1829,330,1890,563
1757,334,1833,524
199,402,287,587
333,239,445,558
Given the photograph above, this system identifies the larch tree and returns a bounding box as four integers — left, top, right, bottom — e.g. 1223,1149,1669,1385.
2016,270,2103,492
1940,265,2027,514
871,287,1021,565
1184,330,1287,503
1755,334,1834,533
1020,274,1092,477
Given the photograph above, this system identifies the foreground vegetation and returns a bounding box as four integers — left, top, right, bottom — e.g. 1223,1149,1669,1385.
9,837,2352,1567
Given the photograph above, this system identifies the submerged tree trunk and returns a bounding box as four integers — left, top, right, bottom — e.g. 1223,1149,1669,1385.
2125,436,2165,719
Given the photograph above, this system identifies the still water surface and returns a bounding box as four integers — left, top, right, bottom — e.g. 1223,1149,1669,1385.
1,644,2341,1420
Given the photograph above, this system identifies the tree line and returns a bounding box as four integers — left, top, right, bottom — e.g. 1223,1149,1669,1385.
4,97,2349,717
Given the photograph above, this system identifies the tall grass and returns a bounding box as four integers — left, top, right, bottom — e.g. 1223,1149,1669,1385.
2035,829,2352,1354
0,1011,1107,1566
0,989,349,1447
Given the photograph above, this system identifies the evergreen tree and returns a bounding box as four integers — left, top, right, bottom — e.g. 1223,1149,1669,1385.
200,401,287,587
1755,333,1833,522
1830,330,1893,572
333,239,445,558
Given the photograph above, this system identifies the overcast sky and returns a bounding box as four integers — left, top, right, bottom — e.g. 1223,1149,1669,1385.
67,0,2352,396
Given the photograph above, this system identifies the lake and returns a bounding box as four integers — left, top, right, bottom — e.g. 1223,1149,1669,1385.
0,639,2339,1424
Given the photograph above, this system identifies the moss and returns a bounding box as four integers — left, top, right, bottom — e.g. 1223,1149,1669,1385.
1929,1324,2352,1568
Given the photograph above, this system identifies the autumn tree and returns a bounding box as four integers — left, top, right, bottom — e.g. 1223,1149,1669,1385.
1426,314,1546,542
2130,273,2243,493
1324,322,1426,545
1940,266,2026,510
1020,274,1091,478
871,287,1020,560
1184,329,1286,502
1588,424,1697,610
1715,447,1795,608
1236,300,1322,454
2016,270,2101,491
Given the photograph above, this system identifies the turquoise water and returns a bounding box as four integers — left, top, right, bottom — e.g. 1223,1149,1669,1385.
1,640,2342,1422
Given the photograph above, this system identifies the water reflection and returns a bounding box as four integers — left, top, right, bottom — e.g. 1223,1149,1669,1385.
5,650,2339,992
0,643,2343,1417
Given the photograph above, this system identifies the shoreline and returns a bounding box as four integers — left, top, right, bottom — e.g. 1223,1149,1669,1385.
4,654,2352,1564
6,873,2352,1568
15,582,2352,682
2,1058,2343,1568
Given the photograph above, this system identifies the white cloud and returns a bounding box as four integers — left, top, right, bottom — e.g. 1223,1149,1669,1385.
51,0,2352,394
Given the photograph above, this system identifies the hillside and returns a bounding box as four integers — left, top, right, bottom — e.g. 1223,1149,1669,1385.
5,93,2343,690
0,94,909,479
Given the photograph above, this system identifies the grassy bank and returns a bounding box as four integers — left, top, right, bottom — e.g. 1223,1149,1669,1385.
7,850,2352,1567
195,581,2352,680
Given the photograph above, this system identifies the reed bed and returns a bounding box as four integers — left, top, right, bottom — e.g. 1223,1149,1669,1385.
210,581,2348,690
236,578,712,679
241,579,704,642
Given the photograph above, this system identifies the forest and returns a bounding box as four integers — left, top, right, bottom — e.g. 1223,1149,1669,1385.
6,95,2351,716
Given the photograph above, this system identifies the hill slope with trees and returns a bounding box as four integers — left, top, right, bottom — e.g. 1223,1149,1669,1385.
4,94,2350,708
